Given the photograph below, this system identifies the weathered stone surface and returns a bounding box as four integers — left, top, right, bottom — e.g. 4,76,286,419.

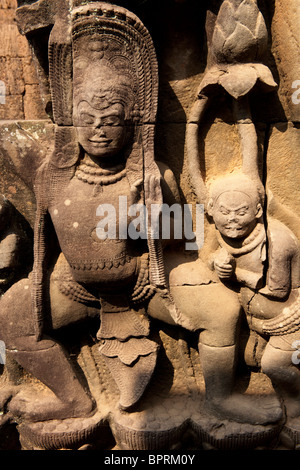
266,122,300,238
0,0,300,451
0,120,53,224
0,0,46,120
270,0,300,122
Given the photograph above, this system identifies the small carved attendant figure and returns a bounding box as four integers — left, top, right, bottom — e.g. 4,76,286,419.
209,172,300,434
0,4,179,422
148,172,283,426
208,173,266,291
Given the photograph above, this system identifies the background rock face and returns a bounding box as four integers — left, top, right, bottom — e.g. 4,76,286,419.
0,0,47,120
0,0,299,451
0,0,50,224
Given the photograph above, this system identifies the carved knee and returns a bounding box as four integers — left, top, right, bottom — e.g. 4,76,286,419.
0,278,34,345
260,343,288,380
201,290,242,347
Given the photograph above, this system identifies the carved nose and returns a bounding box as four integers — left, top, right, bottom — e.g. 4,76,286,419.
228,212,238,222
95,122,106,135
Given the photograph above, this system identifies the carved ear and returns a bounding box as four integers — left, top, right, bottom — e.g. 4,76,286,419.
256,203,263,219
207,199,214,217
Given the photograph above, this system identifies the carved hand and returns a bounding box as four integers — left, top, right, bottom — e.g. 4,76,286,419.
213,248,235,280
144,174,162,237
144,174,162,208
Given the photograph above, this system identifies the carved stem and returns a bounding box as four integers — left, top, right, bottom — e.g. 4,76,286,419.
233,95,263,195
186,95,210,206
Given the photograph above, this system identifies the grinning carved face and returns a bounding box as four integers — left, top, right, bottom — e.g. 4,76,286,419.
210,190,262,240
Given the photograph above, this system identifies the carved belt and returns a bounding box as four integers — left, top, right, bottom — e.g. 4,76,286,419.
68,254,133,271
261,295,300,336
57,253,155,305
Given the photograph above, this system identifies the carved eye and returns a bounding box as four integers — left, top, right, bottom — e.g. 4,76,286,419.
237,208,248,217
219,208,229,215
80,113,95,125
102,116,121,126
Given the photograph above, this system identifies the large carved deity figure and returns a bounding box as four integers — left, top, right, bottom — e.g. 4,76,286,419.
0,2,182,425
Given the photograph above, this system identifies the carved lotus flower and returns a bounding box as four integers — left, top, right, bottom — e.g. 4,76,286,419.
196,0,277,99
212,0,268,64
198,62,277,99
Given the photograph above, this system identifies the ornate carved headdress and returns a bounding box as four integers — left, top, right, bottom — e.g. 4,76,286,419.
48,3,157,166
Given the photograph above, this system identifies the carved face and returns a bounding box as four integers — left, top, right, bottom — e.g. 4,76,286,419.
74,101,129,158
211,191,262,239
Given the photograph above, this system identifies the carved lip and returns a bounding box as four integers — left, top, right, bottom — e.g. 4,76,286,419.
225,225,242,229
88,138,112,146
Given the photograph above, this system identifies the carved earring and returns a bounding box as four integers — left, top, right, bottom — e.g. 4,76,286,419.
51,141,81,169
51,127,81,169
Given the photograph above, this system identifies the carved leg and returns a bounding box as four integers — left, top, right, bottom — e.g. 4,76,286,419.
98,295,159,410
0,278,95,422
7,336,95,422
240,289,300,428
199,341,282,425
261,340,300,448
261,341,300,421
199,342,235,402
148,278,283,425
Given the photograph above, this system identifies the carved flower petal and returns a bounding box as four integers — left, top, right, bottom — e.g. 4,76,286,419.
255,12,269,43
197,66,226,95
236,0,261,33
214,0,236,38
221,22,258,63
250,63,278,91
212,24,227,60
219,64,258,99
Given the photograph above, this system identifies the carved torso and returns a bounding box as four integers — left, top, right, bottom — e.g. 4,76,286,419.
48,165,145,290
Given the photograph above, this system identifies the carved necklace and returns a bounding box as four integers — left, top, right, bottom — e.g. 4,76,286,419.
75,158,127,185
216,222,266,256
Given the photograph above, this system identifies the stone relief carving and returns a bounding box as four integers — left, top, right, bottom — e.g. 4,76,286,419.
185,0,300,449
0,195,32,296
0,0,299,451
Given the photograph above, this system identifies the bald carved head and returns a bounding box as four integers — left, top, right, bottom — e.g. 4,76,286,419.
208,174,264,240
